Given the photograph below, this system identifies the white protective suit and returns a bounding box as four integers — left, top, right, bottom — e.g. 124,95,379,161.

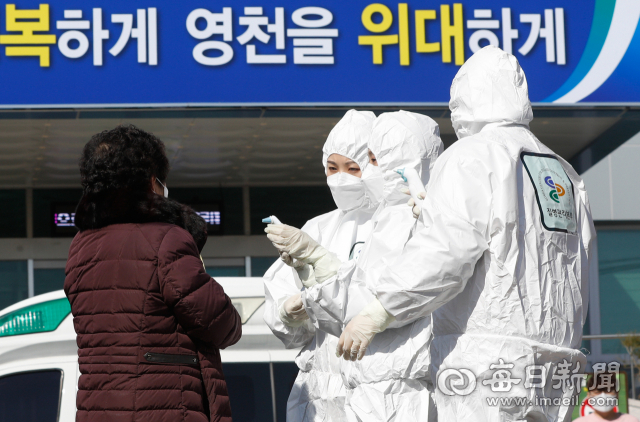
263,109,378,421
375,46,597,421
302,111,443,422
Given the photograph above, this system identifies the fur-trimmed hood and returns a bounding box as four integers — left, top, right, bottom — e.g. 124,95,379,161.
74,188,207,252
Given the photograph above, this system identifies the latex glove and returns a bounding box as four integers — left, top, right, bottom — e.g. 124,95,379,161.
400,187,426,219
266,224,341,283
336,299,395,361
278,293,309,327
281,252,317,288
280,251,304,269
265,224,321,262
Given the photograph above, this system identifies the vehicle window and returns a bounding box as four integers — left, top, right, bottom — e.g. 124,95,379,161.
272,362,299,422
223,363,273,422
0,370,62,422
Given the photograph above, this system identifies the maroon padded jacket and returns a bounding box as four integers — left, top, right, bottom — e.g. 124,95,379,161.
64,222,242,422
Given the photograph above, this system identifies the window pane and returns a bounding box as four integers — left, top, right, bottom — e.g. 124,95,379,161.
207,267,246,277
0,261,28,311
273,362,299,422
251,257,277,278
250,186,335,235
0,190,26,238
0,370,62,422
598,230,640,354
170,187,244,235
34,268,66,296
222,363,273,422
33,188,246,236
33,189,82,237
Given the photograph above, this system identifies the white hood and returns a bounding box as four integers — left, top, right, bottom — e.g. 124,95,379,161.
450,45,533,139
322,109,375,172
368,110,443,203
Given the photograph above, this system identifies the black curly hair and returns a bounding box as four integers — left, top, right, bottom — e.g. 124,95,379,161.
74,125,208,251
79,124,169,195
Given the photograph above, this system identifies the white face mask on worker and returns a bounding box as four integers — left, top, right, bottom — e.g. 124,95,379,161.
326,172,365,211
588,393,617,412
361,164,385,205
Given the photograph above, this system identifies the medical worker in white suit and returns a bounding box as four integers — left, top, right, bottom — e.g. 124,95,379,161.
262,109,382,421
341,46,597,421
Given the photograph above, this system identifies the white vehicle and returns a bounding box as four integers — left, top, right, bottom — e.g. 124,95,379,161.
0,277,298,422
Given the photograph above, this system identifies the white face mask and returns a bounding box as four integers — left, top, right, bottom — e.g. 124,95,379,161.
361,164,385,206
589,393,617,413
156,179,169,198
326,172,365,211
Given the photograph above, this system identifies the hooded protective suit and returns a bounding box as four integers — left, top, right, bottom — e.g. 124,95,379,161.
263,109,378,422
301,111,443,422
375,46,597,422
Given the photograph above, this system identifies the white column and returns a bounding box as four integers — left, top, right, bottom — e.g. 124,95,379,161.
26,189,35,297
245,256,252,277
27,259,34,297
269,361,277,422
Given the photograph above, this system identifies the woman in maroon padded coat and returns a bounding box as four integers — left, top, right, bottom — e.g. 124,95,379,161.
64,125,242,422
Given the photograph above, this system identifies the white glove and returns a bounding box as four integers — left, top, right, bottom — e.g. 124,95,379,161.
280,251,304,269
266,224,341,283
265,224,322,262
336,298,395,361
400,187,426,218
278,293,309,327
281,252,317,288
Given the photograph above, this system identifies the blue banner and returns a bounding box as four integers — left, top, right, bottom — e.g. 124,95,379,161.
0,0,638,107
